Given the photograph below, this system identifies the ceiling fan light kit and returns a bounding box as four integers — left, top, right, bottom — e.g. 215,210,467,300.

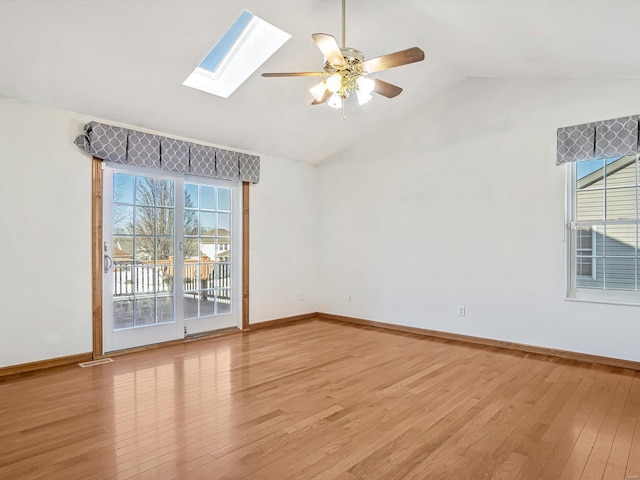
261,0,425,118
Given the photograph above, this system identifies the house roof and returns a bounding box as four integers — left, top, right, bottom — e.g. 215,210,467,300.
2,1,640,163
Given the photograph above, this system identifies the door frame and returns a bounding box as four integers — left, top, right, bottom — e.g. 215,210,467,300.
91,157,251,358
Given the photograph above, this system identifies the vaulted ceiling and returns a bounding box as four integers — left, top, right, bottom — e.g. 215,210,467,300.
2,1,640,163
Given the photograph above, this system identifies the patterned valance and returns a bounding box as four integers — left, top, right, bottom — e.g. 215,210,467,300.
557,115,639,165
74,121,260,183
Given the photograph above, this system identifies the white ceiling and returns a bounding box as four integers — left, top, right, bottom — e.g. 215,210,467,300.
1,0,640,164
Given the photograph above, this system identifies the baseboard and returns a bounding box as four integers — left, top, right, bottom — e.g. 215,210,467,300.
0,352,93,380
249,312,318,330
9,311,633,379
317,312,640,371
0,313,318,379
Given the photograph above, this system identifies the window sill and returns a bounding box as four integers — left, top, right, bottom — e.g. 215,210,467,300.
565,294,640,307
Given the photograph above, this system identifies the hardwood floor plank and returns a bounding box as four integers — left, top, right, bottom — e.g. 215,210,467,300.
522,364,604,480
602,461,627,480
1,320,639,480
490,452,528,480
624,374,640,479
467,363,585,479
580,370,633,479
557,368,623,480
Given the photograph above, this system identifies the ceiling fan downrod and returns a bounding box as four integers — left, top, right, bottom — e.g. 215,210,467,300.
342,0,346,48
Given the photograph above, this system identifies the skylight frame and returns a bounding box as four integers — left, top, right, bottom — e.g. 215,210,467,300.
183,10,291,98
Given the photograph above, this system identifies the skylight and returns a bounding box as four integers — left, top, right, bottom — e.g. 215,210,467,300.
183,10,291,98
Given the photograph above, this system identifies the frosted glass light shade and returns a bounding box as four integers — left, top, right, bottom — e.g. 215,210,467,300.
357,76,375,95
309,82,327,101
356,89,372,106
326,73,342,93
328,93,342,109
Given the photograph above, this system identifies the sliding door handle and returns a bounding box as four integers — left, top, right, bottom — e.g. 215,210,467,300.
104,254,113,273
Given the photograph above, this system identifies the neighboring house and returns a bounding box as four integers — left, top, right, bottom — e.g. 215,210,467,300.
575,155,637,290
196,228,231,263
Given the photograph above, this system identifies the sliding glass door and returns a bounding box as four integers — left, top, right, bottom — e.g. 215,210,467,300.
102,165,240,352
181,182,238,334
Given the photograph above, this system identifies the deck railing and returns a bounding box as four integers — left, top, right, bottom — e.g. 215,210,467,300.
113,262,231,297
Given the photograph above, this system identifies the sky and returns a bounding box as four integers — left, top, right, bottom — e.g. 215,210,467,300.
576,157,622,180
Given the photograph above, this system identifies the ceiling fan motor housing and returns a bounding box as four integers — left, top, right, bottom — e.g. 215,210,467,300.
340,47,364,63
322,47,367,100
324,47,364,73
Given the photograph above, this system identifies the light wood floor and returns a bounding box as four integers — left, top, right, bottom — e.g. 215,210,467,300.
1,320,640,480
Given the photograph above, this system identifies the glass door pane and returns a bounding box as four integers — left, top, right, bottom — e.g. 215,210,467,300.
104,170,182,352
182,182,238,333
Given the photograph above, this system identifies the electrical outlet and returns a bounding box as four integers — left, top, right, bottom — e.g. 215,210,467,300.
299,293,304,301
348,295,352,303
458,306,466,317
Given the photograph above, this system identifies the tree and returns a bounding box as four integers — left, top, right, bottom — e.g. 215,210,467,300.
112,175,200,292
133,177,173,261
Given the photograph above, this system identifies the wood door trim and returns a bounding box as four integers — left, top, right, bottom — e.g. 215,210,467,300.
242,182,250,330
92,157,104,358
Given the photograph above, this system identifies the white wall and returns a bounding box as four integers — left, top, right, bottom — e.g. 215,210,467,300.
249,155,318,323
316,78,640,363
7,77,640,368
0,97,317,368
0,98,93,367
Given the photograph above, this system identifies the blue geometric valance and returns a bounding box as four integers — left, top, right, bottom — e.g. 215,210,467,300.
557,115,639,166
74,121,260,184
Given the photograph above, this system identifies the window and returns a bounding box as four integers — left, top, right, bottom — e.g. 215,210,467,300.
567,154,640,302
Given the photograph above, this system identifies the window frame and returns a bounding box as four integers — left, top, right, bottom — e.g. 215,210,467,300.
565,154,640,305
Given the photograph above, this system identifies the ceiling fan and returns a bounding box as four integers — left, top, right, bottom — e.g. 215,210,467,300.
261,0,425,117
